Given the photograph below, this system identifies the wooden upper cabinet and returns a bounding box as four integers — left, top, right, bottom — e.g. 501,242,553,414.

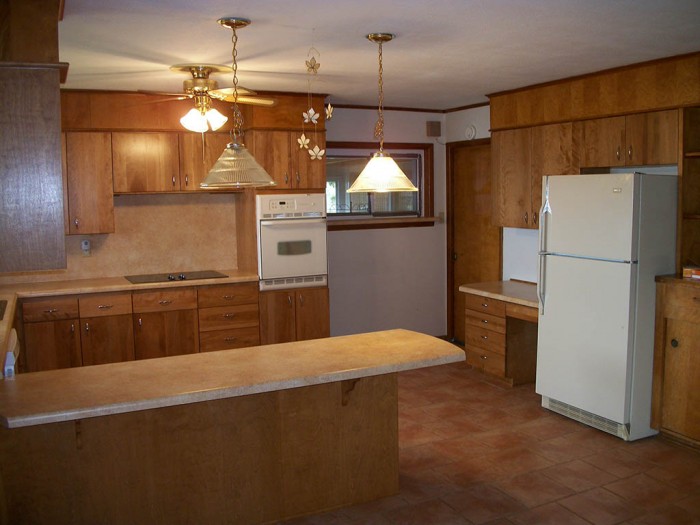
492,128,532,229
248,130,326,191
178,132,231,191
112,132,180,193
582,110,678,168
65,132,115,234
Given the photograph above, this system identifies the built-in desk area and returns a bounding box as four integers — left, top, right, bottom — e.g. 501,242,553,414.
459,280,538,385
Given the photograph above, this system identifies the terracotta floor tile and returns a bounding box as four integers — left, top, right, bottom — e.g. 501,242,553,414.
400,442,457,473
398,470,464,504
604,473,681,509
431,416,490,438
675,491,700,516
627,502,700,525
582,448,655,479
559,487,643,525
508,502,592,525
524,436,595,464
442,483,527,524
495,471,575,508
381,498,472,525
513,414,581,441
471,428,536,449
482,446,554,476
435,455,510,488
541,459,618,492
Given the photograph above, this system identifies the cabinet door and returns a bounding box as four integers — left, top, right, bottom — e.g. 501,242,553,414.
259,290,296,344
112,132,180,192
625,110,679,165
81,314,135,365
23,319,82,372
491,128,532,228
133,310,199,360
295,288,330,341
661,319,700,441
65,132,115,234
179,132,231,190
581,116,625,168
249,130,293,188
294,132,326,190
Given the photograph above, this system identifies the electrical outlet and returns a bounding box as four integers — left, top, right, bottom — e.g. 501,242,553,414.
80,239,91,257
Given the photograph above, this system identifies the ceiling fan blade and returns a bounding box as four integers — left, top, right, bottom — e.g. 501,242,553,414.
210,88,276,106
137,90,192,99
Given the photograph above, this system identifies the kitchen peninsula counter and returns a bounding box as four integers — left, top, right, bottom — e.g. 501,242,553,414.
0,329,463,525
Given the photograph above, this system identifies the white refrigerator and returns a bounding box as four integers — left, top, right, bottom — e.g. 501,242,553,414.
536,172,677,441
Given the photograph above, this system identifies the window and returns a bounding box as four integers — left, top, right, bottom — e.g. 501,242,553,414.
325,142,434,229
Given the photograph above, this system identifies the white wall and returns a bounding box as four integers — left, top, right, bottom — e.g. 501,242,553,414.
326,107,446,336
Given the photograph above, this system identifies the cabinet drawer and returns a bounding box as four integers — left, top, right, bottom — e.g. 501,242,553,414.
199,326,261,352
464,293,506,317
465,347,506,377
662,283,700,321
133,287,197,313
198,282,259,308
79,292,132,317
465,309,506,334
464,325,505,355
198,304,259,332
22,296,79,322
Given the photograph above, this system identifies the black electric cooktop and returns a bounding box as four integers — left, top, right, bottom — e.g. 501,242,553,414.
124,270,228,284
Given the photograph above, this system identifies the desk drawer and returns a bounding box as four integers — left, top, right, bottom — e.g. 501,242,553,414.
198,304,259,332
465,309,505,334
465,325,505,355
133,288,197,313
199,326,261,352
464,293,506,317
466,347,505,377
79,293,132,317
662,282,700,321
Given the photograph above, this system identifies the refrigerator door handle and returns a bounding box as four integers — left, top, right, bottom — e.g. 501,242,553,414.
539,176,552,254
538,253,546,315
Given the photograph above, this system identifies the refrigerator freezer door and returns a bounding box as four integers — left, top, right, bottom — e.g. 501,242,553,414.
541,173,638,261
536,254,636,424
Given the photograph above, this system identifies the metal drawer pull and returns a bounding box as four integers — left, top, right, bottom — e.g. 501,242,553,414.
481,335,488,340
97,304,113,310
481,319,489,324
158,300,172,306
222,295,236,300
84,322,90,332
481,303,488,307
223,313,236,319
480,355,487,360
616,146,621,160
43,308,58,314
628,145,633,159
224,337,237,342
138,317,142,327
70,323,75,333
288,295,292,306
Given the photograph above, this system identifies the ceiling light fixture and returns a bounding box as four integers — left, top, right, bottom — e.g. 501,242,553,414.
179,96,228,133
347,33,417,194
200,17,276,189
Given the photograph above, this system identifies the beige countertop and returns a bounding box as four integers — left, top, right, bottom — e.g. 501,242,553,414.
0,270,259,356
0,329,464,429
459,280,538,308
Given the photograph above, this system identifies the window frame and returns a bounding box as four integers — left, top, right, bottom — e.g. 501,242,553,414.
325,141,435,231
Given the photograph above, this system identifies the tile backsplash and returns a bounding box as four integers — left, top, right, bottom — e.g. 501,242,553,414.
0,193,240,285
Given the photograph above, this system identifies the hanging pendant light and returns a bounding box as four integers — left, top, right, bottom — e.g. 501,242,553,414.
200,17,276,189
347,33,417,194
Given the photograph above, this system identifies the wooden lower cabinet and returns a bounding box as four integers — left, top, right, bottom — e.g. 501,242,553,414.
197,283,260,352
260,287,330,345
652,279,700,447
23,319,82,372
80,314,135,365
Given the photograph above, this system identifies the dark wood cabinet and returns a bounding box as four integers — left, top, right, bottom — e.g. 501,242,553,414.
112,132,180,192
260,287,330,344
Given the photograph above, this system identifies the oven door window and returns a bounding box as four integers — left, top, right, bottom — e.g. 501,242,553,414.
259,219,327,279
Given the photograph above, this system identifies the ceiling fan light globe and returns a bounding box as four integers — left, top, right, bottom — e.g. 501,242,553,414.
205,108,228,131
180,108,208,133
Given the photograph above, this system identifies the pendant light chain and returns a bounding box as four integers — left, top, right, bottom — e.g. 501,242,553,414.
375,40,385,151
230,26,243,142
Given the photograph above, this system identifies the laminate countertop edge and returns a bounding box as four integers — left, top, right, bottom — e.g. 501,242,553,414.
0,329,465,429
459,280,538,308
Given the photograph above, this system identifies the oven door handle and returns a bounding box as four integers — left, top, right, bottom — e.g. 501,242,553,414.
260,219,327,227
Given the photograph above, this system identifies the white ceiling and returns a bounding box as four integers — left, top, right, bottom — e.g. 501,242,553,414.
59,0,700,110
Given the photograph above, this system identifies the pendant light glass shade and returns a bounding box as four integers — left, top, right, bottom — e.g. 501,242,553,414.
180,108,228,133
347,33,418,194
200,142,276,188
347,152,418,193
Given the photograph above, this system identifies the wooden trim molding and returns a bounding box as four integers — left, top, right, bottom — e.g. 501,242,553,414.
328,217,436,231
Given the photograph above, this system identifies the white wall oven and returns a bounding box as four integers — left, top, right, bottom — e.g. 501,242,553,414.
256,194,327,291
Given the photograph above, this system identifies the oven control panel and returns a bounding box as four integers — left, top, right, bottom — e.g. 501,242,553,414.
257,193,326,220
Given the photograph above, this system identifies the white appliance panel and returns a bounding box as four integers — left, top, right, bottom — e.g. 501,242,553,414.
536,255,636,423
542,173,638,261
258,218,328,280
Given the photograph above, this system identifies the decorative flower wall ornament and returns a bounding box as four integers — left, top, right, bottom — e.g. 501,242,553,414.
303,107,319,124
297,133,310,149
305,56,320,75
308,145,325,160
325,103,333,120
300,32,330,161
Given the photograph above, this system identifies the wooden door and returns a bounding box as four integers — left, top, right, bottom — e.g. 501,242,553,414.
491,128,532,228
259,290,296,344
447,140,501,344
133,310,199,360
23,319,82,372
179,132,231,190
249,131,293,188
625,110,679,165
112,132,180,192
581,116,625,168
65,132,115,234
661,319,700,441
81,314,135,365
295,288,330,341
294,133,326,190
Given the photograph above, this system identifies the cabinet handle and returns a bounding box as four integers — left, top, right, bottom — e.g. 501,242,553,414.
287,295,293,306
616,146,621,160
97,304,113,310
480,355,487,360
185,175,189,186
532,213,538,225
172,176,176,187
481,335,488,340
299,294,305,306
481,303,488,308
284,173,289,184
224,337,237,342
524,212,528,224
481,319,489,324
222,313,236,319
628,145,633,160
222,295,236,300
158,300,172,306
74,218,79,229
671,338,679,348
43,308,58,314
138,317,142,327
296,172,300,185
84,322,90,333
70,323,75,333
